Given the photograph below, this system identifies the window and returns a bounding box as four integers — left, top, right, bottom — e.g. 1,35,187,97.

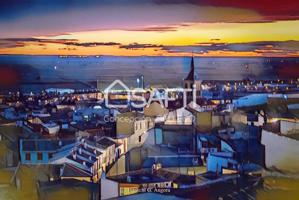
139,135,142,143
48,153,53,159
25,153,31,161
37,152,43,160
228,162,235,169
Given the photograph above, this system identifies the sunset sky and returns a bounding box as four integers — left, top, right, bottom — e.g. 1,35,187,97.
0,0,299,56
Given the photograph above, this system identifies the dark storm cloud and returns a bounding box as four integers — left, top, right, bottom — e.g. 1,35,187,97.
0,41,25,48
62,42,121,47
118,40,299,54
1,37,298,55
161,41,299,54
126,23,192,32
0,38,121,48
1,37,298,57
1,0,298,23
119,43,164,49
126,26,178,32
0,0,150,20
116,40,299,55
0,38,76,43
1,0,298,39
152,0,299,20
0,38,76,48
119,39,299,54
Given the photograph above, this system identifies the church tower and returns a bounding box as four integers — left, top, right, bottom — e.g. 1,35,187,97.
183,56,202,101
184,56,195,90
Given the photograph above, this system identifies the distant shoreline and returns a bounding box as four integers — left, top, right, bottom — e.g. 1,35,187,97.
0,54,298,58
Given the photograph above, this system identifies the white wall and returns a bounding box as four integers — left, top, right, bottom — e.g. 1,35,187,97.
231,112,247,124
280,120,299,135
261,130,299,173
101,177,119,199
107,155,126,176
127,128,149,151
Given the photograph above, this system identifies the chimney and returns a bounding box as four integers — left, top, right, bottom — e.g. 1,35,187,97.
152,164,156,174
89,156,92,161
78,148,82,154
72,153,77,160
60,167,64,176
127,176,131,183
83,161,86,166
152,163,162,174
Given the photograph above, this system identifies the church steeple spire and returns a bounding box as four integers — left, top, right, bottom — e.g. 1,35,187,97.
184,55,195,81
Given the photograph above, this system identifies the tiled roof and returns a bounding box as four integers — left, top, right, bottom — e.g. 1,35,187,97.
61,163,92,177
21,139,76,151
96,137,116,149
